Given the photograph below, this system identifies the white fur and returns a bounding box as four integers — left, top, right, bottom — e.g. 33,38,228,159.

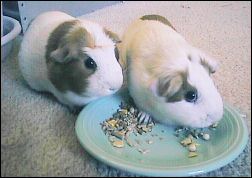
84,46,123,97
120,18,223,128
19,11,123,107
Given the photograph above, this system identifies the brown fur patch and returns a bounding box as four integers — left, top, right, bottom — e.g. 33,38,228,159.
46,20,95,94
158,71,196,102
140,14,176,31
46,20,78,61
65,27,95,49
47,55,94,94
103,28,121,43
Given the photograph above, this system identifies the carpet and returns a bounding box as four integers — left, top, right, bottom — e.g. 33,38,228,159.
1,1,251,177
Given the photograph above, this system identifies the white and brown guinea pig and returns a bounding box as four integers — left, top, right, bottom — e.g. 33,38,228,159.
119,15,224,128
19,11,123,108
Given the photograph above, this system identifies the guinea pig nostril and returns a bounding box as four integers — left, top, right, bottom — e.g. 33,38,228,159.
109,88,116,91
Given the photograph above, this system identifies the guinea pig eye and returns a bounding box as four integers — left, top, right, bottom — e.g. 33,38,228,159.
185,90,198,103
85,57,97,70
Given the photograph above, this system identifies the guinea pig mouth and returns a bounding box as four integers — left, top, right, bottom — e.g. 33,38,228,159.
109,88,117,92
202,114,217,127
97,87,118,96
107,88,120,95
206,114,212,121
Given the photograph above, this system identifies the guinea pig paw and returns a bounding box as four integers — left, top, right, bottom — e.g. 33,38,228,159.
137,111,153,125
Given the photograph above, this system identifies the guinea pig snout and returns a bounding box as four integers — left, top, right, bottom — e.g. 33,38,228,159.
206,114,213,123
205,107,223,124
107,72,123,92
107,82,122,93
104,77,123,94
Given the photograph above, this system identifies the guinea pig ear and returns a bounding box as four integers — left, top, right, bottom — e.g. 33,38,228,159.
50,27,94,63
150,72,185,102
50,45,75,63
200,55,219,74
104,28,121,43
198,50,219,74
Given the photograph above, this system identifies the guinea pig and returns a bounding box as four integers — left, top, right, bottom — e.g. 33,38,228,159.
119,14,224,128
18,11,123,108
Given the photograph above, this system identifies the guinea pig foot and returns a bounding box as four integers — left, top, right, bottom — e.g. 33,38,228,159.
137,111,153,125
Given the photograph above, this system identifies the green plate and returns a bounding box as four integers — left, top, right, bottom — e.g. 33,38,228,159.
75,88,249,176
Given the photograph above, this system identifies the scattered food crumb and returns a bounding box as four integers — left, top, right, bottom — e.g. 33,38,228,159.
175,122,218,158
188,152,198,158
188,143,197,152
138,148,150,154
180,137,192,146
202,133,210,140
101,101,218,159
101,102,155,149
112,140,124,148
146,140,154,144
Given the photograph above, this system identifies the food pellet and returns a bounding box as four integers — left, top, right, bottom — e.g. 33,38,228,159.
203,133,210,140
112,140,124,148
188,143,197,152
146,140,153,144
107,119,117,127
129,107,135,114
211,122,218,128
180,137,192,146
188,152,198,158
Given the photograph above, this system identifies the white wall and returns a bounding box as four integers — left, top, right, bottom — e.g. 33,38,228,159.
18,1,120,33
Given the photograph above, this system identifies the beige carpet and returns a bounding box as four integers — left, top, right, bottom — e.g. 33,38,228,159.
1,1,251,176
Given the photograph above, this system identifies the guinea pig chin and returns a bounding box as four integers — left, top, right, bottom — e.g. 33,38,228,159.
194,112,223,128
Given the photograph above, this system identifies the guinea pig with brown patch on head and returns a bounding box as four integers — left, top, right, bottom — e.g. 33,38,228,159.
19,11,123,108
119,14,223,128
